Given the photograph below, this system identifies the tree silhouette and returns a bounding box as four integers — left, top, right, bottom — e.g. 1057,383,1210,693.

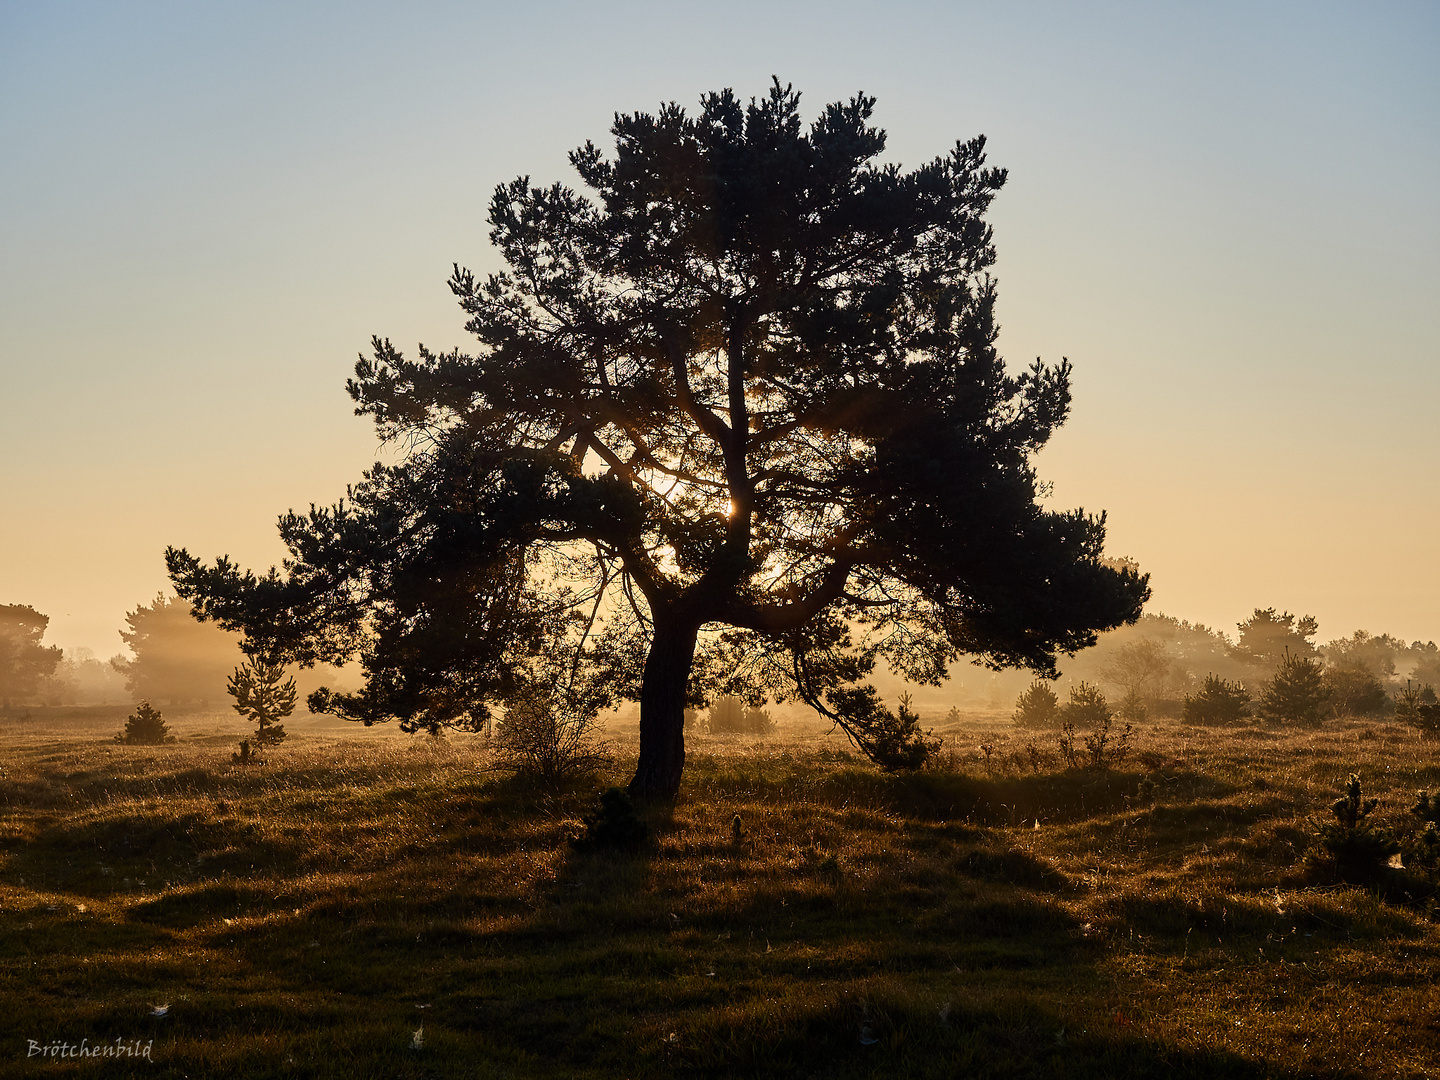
0,605,62,710
167,82,1148,798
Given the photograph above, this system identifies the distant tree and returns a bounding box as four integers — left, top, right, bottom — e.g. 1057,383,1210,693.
1012,680,1060,728
706,694,776,734
0,604,63,710
1182,673,1251,725
1323,630,1403,683
707,694,747,734
113,594,244,709
167,81,1148,798
226,660,296,749
1408,642,1440,689
1098,637,1175,720
1257,649,1330,725
114,702,175,745
1057,612,1241,708
1235,608,1319,669
45,647,128,706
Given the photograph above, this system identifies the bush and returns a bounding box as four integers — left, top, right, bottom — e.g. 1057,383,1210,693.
1323,664,1390,718
706,695,776,735
494,686,611,783
1011,681,1060,728
1395,680,1440,737
114,702,175,745
1116,690,1147,723
1052,684,1130,770
1182,674,1251,725
1258,650,1330,725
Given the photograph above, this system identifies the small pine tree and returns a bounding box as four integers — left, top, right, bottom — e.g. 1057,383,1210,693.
1012,680,1060,728
227,660,296,750
865,692,938,771
115,701,175,745
1060,682,1111,729
1395,680,1440,738
1183,674,1252,725
1258,649,1330,725
1311,773,1399,882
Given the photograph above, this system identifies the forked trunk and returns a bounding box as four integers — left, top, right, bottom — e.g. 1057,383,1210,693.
628,614,701,800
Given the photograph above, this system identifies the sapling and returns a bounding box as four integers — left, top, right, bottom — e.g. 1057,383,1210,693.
227,660,296,753
1311,773,1399,882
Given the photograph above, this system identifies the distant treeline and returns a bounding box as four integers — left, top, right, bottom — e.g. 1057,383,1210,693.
0,595,351,712
1,596,1435,722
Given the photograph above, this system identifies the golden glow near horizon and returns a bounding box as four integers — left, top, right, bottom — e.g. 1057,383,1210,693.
2,2,1437,660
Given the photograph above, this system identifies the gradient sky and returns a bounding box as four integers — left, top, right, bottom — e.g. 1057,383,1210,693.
2,0,1437,659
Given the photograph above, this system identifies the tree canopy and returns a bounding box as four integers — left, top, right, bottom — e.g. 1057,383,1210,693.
168,81,1148,797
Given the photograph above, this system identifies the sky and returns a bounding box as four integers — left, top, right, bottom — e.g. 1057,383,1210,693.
2,0,1437,659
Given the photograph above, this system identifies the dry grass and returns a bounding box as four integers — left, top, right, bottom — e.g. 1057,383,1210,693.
1,708,1438,1077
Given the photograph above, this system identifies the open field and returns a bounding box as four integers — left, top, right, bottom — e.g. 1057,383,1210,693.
2,709,1439,1078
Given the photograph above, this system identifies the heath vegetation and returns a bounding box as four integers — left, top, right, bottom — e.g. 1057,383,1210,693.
3,706,1439,1078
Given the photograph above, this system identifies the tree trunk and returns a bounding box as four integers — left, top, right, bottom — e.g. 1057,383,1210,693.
628,613,701,800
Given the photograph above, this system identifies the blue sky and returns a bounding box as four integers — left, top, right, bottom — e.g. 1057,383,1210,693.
2,0,1437,656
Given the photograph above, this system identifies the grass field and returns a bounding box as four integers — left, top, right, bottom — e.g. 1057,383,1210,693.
2,706,1439,1078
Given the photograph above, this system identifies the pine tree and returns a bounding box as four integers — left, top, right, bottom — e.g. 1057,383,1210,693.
1012,680,1060,728
1060,682,1112,729
115,701,175,745
227,661,296,749
168,81,1148,798
1258,649,1330,725
1182,673,1252,725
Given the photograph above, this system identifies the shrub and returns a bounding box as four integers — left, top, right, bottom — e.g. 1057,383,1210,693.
114,701,175,745
1309,773,1399,883
1258,650,1330,725
1052,684,1131,769
1011,681,1060,728
1395,680,1440,738
1182,674,1251,725
706,695,776,735
1116,690,1147,723
494,686,610,783
1084,715,1132,769
1323,664,1390,718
